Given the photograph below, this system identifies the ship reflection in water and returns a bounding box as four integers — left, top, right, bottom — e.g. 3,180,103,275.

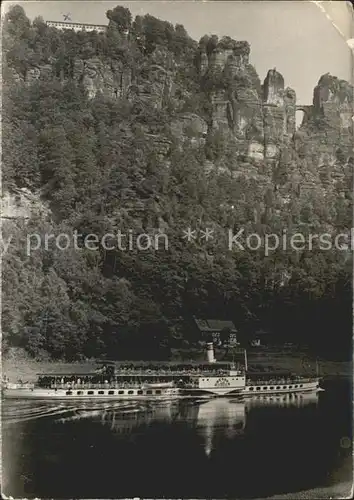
3,387,352,499
21,390,319,457
112,391,318,456
49,390,319,444
195,398,246,456
189,391,319,456
3,390,319,439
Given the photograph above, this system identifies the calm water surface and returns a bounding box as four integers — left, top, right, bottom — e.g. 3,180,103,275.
2,380,352,498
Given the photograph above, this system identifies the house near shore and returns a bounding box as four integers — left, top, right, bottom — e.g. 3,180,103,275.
193,317,239,346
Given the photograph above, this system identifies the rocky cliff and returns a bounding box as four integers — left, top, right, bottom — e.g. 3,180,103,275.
196,38,353,168
3,21,353,229
5,24,352,173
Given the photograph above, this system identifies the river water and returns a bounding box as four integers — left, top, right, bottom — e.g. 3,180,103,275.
1,380,352,498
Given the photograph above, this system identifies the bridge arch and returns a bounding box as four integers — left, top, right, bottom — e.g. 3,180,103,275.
295,105,313,129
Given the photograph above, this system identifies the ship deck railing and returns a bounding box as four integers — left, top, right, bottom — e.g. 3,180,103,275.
40,383,197,390
43,379,205,389
246,377,317,386
38,369,243,380
44,383,166,390
112,370,236,376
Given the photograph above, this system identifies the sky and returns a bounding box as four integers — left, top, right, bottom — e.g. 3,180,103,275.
2,1,353,105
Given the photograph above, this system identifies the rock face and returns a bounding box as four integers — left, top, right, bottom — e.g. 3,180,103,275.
1,188,49,220
170,113,208,144
196,38,353,168
312,74,353,152
292,74,354,191
196,39,299,163
134,62,171,109
72,57,132,99
263,69,284,106
72,47,174,107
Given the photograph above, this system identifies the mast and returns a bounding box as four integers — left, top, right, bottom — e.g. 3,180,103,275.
244,349,248,372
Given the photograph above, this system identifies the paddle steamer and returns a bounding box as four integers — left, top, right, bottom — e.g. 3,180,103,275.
2,343,320,400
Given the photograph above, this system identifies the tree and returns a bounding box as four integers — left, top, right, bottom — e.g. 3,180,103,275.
3,5,31,40
141,14,175,54
38,125,77,216
106,6,132,32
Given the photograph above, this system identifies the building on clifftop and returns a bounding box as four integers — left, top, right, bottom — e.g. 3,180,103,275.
46,21,107,32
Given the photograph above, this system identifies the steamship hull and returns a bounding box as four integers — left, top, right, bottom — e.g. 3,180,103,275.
180,387,244,397
242,378,320,396
2,386,181,400
3,379,321,400
179,379,320,397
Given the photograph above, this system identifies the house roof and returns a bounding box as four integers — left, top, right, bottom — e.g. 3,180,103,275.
194,318,237,333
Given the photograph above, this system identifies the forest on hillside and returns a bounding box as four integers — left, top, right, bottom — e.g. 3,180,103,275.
2,5,352,361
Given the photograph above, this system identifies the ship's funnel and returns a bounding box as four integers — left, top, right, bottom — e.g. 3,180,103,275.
206,342,216,363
